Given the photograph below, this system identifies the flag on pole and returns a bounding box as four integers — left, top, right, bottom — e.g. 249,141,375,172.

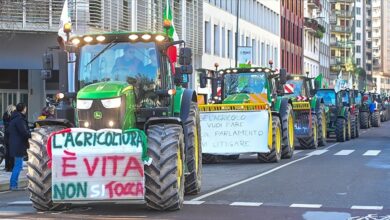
163,0,179,41
58,0,71,42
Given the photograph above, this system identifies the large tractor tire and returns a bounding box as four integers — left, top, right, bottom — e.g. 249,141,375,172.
145,124,185,211
258,116,282,163
184,102,202,195
371,111,381,127
345,113,352,141
281,104,294,159
317,104,327,146
27,126,70,211
298,115,318,149
360,112,370,129
351,114,359,139
335,118,346,142
221,155,240,160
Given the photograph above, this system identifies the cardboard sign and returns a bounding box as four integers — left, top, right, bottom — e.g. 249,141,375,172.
238,46,252,67
51,128,145,202
200,111,269,155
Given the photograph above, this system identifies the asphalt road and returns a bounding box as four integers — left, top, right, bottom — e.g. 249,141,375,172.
1,122,390,220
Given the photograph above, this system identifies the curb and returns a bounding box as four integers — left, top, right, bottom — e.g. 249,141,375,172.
0,178,28,192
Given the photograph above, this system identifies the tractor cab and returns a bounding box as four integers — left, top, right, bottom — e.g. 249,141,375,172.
285,75,314,100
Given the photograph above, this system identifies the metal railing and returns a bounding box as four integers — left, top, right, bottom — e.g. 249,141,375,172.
331,26,353,33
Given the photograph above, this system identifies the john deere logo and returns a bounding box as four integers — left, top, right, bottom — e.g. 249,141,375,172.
94,111,102,119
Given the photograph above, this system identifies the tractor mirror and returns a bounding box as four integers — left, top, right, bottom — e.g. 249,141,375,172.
179,48,192,66
279,68,287,84
42,52,53,70
199,73,207,88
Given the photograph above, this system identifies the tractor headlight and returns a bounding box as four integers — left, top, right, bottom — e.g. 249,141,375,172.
101,97,121,108
77,99,93,109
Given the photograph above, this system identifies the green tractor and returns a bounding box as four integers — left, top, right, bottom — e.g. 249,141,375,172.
198,67,295,163
27,32,202,211
283,75,327,149
316,89,355,142
359,92,382,128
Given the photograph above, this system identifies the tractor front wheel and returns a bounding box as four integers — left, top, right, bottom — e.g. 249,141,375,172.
145,124,185,211
27,126,70,211
345,113,352,141
360,112,370,129
281,104,295,159
371,111,381,127
335,118,346,142
258,116,282,163
317,104,327,146
298,115,318,149
184,102,202,195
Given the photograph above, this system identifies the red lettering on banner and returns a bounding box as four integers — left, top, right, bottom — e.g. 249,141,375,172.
62,150,78,176
83,157,99,176
102,156,107,176
106,156,125,176
105,181,144,199
123,157,144,177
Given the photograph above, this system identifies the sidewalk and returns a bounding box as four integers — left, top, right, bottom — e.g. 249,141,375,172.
0,161,28,191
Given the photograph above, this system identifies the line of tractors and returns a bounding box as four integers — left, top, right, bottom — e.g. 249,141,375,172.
23,27,390,213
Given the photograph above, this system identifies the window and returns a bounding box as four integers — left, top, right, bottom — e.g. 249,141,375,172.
261,42,265,66
356,20,361,27
214,24,220,55
222,27,226,57
356,7,361,15
227,30,233,58
356,33,361,40
205,21,211,53
356,45,361,53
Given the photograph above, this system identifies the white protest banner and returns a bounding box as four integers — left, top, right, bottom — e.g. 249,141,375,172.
200,111,269,155
51,128,146,202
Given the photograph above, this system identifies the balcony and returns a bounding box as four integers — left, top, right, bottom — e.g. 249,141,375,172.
308,0,322,10
335,10,354,18
304,17,319,33
331,25,353,33
330,40,354,49
329,0,355,3
330,15,337,24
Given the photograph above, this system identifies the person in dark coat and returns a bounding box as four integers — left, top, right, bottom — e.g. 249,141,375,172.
2,105,16,172
8,103,31,190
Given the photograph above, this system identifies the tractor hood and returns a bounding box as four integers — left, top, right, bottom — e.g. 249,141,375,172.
223,93,268,104
77,81,132,99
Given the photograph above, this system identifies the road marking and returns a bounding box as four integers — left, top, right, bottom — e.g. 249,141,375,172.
363,150,381,156
8,201,32,205
307,150,328,156
183,201,205,205
351,205,383,210
250,154,257,157
334,150,355,156
191,143,339,201
230,202,262,207
294,150,303,154
290,203,322,208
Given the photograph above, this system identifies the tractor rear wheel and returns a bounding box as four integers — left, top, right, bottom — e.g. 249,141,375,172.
335,118,346,142
317,104,327,146
345,113,352,141
258,116,282,163
221,155,240,160
351,115,357,138
202,154,221,163
360,112,370,129
298,115,318,149
371,111,381,127
184,102,202,195
27,126,70,211
145,124,185,211
281,104,294,159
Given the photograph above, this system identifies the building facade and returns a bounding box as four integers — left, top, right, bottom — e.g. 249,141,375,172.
303,0,322,78
281,0,304,75
329,0,355,85
202,0,280,70
372,0,390,94
0,0,203,119
319,0,331,84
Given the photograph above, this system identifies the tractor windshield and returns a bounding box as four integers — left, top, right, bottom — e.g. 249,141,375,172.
223,72,267,96
286,79,306,96
316,90,336,106
78,42,159,88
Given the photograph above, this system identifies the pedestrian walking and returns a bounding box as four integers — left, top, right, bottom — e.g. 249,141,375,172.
8,103,31,191
2,105,16,172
